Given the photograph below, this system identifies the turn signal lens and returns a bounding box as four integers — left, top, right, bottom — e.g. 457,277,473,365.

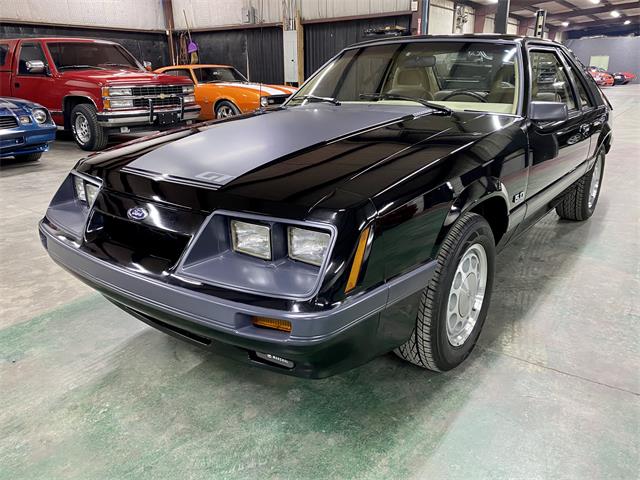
345,226,371,293
252,316,292,332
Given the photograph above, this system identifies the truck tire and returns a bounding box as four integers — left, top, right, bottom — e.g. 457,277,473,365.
71,104,108,151
556,151,605,221
14,152,42,162
215,101,240,119
395,212,496,372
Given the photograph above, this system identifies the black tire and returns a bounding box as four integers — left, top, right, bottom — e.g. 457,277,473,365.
14,152,42,162
395,212,496,371
555,151,605,221
215,100,240,119
70,104,108,151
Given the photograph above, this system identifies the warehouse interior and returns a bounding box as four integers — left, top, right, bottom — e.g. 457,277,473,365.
0,0,638,479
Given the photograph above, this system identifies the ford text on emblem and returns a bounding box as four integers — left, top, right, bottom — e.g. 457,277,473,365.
127,207,148,221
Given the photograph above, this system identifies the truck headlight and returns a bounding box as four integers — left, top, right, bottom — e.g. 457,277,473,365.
108,98,134,109
288,227,331,266
183,94,196,104
32,108,48,124
104,86,132,96
231,220,271,260
182,85,194,94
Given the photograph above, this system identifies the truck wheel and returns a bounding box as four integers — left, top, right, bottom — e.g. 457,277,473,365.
556,151,605,221
14,152,42,162
395,212,495,372
71,104,108,151
215,101,240,119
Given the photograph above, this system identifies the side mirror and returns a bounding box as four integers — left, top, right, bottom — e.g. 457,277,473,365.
25,60,46,74
143,61,152,71
530,101,568,123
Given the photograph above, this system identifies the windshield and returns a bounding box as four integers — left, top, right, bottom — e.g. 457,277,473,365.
289,41,520,115
48,42,141,71
192,67,247,83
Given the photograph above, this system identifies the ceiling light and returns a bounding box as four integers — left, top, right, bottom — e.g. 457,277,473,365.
561,21,569,27
624,19,631,25
610,10,620,17
487,0,498,3
589,0,600,4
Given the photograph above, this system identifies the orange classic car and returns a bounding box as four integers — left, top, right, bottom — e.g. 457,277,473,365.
154,64,296,119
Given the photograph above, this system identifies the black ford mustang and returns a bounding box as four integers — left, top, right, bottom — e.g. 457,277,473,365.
40,35,611,378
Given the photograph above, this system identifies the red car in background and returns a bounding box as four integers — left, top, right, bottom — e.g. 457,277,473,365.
613,71,636,85
588,66,614,87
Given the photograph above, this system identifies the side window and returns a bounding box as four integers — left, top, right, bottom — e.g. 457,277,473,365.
18,43,47,75
165,69,192,79
0,44,8,66
529,50,576,111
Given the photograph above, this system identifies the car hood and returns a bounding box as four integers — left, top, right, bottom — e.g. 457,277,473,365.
59,69,191,86
0,97,40,115
79,104,517,213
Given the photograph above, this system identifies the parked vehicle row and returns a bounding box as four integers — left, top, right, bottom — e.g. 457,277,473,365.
0,37,298,154
588,66,636,87
40,35,612,378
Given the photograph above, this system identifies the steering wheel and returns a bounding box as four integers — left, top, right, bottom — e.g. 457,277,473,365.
441,89,488,103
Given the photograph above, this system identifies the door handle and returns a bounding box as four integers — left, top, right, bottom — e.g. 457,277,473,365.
579,124,590,136
14,82,20,88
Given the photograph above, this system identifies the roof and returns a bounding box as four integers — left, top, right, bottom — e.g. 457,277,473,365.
157,64,233,70
350,33,560,48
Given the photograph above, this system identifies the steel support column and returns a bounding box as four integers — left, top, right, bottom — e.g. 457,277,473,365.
494,0,511,34
411,0,430,35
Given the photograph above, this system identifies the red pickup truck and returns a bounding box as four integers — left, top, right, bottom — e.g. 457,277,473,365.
0,38,200,150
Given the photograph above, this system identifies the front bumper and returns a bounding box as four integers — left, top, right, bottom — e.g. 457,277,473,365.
0,124,56,158
39,218,435,378
96,105,201,128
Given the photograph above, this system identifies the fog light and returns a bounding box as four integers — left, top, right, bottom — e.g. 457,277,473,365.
252,316,292,332
19,115,31,125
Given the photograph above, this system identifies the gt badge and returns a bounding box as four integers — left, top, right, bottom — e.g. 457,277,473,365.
513,191,525,204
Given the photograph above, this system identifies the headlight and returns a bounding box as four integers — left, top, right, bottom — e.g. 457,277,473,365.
182,85,194,94
18,115,31,125
260,96,269,107
108,98,134,109
231,220,271,260
104,86,132,96
183,94,196,104
32,108,47,124
288,227,331,266
73,175,100,206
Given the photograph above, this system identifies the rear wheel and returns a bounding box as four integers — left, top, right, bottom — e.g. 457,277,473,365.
556,151,605,221
395,212,496,371
215,101,240,119
13,152,42,162
71,104,108,151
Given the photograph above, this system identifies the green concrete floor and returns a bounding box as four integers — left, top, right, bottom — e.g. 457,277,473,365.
1,86,638,480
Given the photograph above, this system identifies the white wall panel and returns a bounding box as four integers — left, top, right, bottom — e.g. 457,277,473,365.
300,0,411,20
0,0,165,30
172,0,280,29
462,12,475,33
428,4,454,34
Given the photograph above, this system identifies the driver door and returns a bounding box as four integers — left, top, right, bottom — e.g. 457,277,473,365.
524,48,591,202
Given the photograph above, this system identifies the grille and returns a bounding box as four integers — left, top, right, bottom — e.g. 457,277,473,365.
131,85,184,96
0,116,18,129
133,97,181,108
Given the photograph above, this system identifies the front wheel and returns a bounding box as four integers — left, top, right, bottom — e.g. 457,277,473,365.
395,212,496,371
71,104,108,151
556,151,605,221
215,101,240,119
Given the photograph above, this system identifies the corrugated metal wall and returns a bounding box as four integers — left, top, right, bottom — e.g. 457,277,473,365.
0,23,170,68
190,27,284,84
303,15,411,78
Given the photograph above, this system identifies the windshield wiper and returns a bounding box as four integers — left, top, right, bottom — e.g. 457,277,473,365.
58,65,106,71
299,94,341,106
360,93,452,115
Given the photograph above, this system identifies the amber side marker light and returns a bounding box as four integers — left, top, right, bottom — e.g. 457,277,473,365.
345,226,371,293
252,316,292,333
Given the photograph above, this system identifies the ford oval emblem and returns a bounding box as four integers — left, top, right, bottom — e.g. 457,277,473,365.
127,207,148,221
